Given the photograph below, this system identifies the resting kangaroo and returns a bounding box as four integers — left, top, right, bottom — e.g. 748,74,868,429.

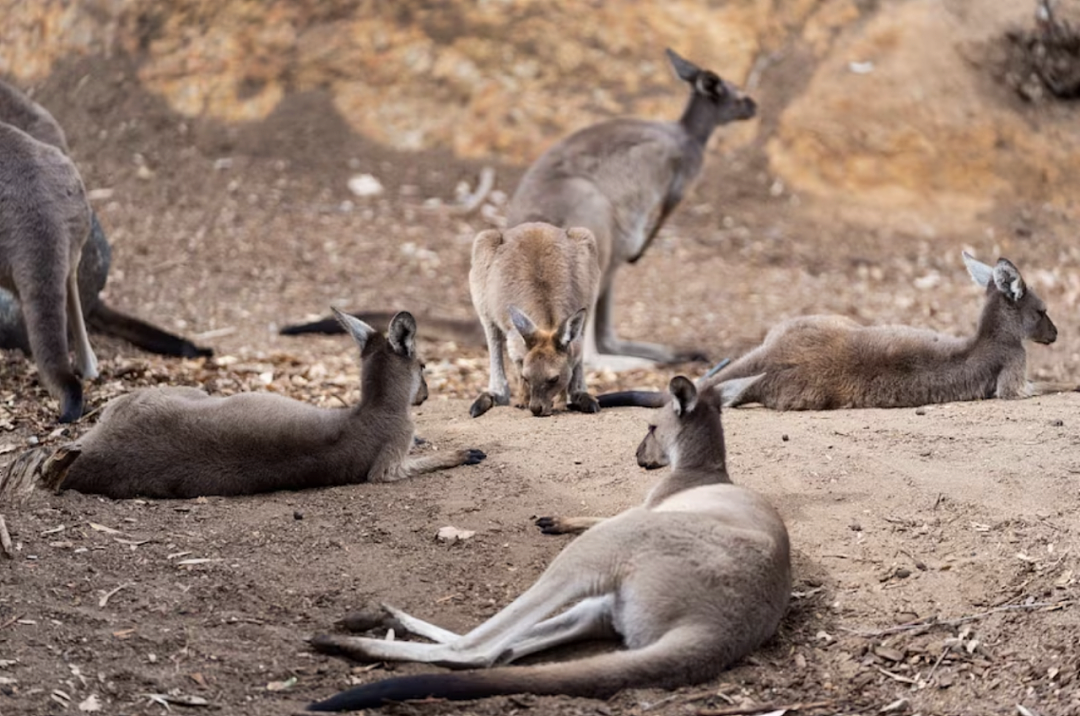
55,310,485,499
506,48,756,369
469,222,600,418
307,376,790,711
600,252,1074,411
0,78,211,360
0,118,97,422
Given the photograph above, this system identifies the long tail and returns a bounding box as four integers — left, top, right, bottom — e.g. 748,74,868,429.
87,302,212,358
281,310,486,346
308,629,712,711
596,390,667,409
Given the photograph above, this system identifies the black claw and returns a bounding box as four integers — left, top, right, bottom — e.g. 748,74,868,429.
470,393,494,418
534,516,560,534
569,393,601,414
308,634,344,655
464,449,487,465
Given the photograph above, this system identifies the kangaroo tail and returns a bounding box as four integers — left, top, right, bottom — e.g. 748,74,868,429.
281,310,486,346
596,390,667,409
308,628,717,711
86,302,212,358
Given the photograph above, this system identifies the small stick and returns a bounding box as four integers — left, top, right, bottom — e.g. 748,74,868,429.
697,700,833,716
451,167,496,216
923,646,951,686
0,514,13,559
98,583,132,608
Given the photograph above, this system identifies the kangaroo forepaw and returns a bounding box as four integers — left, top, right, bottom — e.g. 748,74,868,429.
308,634,353,656
462,449,487,466
469,392,508,418
57,381,85,424
568,392,601,414
535,516,567,535
336,606,399,634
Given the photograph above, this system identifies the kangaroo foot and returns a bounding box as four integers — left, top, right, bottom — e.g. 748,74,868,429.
460,449,487,466
57,379,84,424
469,392,509,418
568,391,600,414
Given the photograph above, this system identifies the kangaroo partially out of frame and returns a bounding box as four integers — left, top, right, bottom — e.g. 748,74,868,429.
469,222,601,418
0,79,211,360
0,116,97,422
506,48,756,369
600,252,1074,411
55,310,485,499
307,376,790,711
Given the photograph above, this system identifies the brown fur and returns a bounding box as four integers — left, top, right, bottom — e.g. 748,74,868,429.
308,377,790,711
506,49,756,368
57,311,485,499
468,222,601,417
601,253,1073,411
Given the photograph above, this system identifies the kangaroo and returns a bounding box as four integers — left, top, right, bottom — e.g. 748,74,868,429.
307,375,790,711
281,309,486,348
469,221,601,418
505,48,756,370
54,310,485,499
0,78,211,360
600,252,1075,411
0,121,97,422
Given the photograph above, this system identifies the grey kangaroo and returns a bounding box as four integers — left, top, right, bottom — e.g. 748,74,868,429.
506,48,756,369
307,375,790,711
600,252,1074,411
0,115,97,422
469,221,600,418
0,78,211,360
55,310,485,499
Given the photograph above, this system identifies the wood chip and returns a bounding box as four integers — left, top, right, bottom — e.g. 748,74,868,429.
0,514,13,559
99,582,131,608
88,522,123,535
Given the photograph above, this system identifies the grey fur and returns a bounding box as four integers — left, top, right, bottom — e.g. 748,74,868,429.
506,48,756,368
308,377,790,711
57,311,485,499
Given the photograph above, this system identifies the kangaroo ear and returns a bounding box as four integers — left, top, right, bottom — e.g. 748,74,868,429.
387,311,418,357
331,307,376,351
508,305,538,340
556,308,588,350
717,373,764,407
962,251,993,288
669,375,698,416
992,259,1026,302
666,48,701,83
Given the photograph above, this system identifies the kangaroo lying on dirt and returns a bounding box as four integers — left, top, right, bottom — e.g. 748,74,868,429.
0,118,97,422
0,79,211,360
307,375,790,711
506,48,756,369
469,222,601,418
600,252,1074,411
54,310,485,499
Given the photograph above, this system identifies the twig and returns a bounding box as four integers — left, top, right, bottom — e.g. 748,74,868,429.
450,167,496,215
845,600,1073,638
697,700,833,716
875,666,919,685
99,582,132,608
922,646,950,686
0,514,13,559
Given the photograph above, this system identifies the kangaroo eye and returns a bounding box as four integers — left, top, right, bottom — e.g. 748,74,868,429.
647,424,657,434
546,377,559,387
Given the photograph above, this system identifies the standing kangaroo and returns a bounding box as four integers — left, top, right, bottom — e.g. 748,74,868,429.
469,222,601,418
506,48,756,369
600,252,1074,411
307,376,790,711
0,120,97,422
0,78,211,360
54,310,485,499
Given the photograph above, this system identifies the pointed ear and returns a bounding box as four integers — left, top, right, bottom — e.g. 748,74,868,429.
962,251,993,288
556,308,588,350
331,307,376,351
668,375,698,416
508,305,538,340
387,311,418,357
992,259,1026,301
666,48,700,83
717,373,764,407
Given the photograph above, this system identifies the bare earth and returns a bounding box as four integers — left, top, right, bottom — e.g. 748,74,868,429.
1,56,1078,716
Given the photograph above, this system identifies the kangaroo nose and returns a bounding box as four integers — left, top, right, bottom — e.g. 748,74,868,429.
530,403,549,417
741,97,757,118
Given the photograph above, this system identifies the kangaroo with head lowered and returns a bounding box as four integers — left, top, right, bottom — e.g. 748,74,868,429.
306,375,790,711
506,48,756,369
0,96,97,422
54,310,485,499
0,78,211,361
469,221,600,418
601,252,1075,411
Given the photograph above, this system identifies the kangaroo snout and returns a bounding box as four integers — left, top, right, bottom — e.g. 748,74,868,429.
529,400,553,417
737,96,757,120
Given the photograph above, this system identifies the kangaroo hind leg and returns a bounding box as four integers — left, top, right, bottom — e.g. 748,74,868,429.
66,266,97,379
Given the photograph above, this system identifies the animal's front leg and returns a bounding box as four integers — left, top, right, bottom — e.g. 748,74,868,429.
471,324,511,417
67,267,98,379
567,358,600,413
380,603,461,643
534,515,606,535
386,449,487,482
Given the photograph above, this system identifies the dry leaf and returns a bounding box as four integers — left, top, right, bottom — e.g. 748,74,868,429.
266,676,297,691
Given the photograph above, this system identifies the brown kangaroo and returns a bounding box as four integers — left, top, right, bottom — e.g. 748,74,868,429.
600,252,1074,411
0,78,211,360
55,310,485,499
506,48,756,370
0,117,97,422
307,376,791,711
469,222,601,418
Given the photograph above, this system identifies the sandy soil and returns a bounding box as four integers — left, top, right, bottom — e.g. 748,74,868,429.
1,55,1078,716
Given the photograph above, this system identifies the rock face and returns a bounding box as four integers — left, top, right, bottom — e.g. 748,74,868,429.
1,0,1077,225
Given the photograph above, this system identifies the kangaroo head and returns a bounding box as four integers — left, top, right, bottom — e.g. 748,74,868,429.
508,305,586,417
636,375,725,470
962,252,1057,345
333,308,428,406
665,48,756,123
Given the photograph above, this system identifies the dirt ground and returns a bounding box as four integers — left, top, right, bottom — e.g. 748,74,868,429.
1,55,1079,716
